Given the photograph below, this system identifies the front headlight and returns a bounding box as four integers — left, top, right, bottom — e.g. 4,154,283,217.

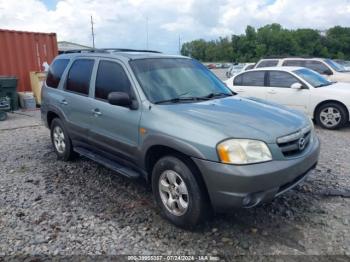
217,139,272,165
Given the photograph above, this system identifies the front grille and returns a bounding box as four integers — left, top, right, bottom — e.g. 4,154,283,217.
277,126,312,157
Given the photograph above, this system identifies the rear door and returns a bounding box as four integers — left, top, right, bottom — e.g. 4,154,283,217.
232,71,268,100
89,59,142,162
266,70,310,113
60,58,95,145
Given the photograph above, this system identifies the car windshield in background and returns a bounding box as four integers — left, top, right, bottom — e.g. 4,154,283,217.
324,59,347,72
130,58,232,104
294,68,333,87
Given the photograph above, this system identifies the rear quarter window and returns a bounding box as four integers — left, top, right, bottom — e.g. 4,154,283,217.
46,59,70,88
256,60,278,68
233,74,243,85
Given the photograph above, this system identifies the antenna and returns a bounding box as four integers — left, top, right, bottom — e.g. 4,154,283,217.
91,15,95,48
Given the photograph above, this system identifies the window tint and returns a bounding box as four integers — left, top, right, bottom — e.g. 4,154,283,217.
269,71,300,88
233,74,243,85
239,71,265,86
46,59,69,88
245,64,255,70
282,60,305,67
66,59,94,95
256,60,278,68
95,61,131,100
305,61,330,74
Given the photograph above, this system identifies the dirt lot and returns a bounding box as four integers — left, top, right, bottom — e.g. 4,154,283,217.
0,89,349,258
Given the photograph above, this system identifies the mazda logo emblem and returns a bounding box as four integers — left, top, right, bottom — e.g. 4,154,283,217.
298,137,306,150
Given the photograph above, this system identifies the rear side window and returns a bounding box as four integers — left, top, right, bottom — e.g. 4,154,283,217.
46,59,69,88
240,71,265,86
233,74,243,85
66,59,94,95
268,71,300,88
305,61,330,74
256,60,278,68
245,64,255,70
282,60,305,67
95,61,131,100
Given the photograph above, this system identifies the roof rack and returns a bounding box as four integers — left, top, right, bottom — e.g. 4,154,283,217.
261,56,317,59
60,48,107,54
101,48,162,54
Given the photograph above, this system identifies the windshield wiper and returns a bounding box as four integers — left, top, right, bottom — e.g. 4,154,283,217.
202,92,233,99
154,96,210,104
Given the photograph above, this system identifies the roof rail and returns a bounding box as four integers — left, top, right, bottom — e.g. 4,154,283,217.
101,48,162,54
261,55,318,59
60,48,107,54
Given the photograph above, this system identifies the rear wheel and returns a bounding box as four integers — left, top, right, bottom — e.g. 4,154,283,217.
50,118,75,161
152,155,209,228
0,112,7,121
316,102,348,130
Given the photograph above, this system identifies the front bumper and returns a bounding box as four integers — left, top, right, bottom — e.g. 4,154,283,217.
192,136,320,212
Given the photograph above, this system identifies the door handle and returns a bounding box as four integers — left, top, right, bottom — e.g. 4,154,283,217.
60,99,68,105
92,109,102,116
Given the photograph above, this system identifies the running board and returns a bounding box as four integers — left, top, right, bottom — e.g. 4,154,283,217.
74,147,140,179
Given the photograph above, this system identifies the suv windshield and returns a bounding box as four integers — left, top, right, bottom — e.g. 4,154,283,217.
130,58,232,104
294,68,333,87
324,59,347,72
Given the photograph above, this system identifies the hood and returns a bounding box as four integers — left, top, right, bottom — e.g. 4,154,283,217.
322,82,350,91
159,96,309,144
333,72,350,82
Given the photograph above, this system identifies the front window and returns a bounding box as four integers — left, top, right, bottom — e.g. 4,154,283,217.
293,68,332,88
324,59,347,72
130,58,232,104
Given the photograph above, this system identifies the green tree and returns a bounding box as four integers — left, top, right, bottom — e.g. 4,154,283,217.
180,24,350,62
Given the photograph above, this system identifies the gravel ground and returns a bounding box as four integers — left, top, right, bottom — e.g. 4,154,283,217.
0,95,349,258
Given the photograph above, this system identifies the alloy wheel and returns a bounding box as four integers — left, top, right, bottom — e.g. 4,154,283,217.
158,170,189,216
53,126,66,154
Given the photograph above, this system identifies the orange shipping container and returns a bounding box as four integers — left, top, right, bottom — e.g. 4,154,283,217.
0,29,58,92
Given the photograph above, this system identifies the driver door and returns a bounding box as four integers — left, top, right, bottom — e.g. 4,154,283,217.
265,71,310,113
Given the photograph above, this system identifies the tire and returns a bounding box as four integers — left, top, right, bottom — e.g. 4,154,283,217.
316,102,348,130
0,112,7,121
50,118,75,161
152,155,210,228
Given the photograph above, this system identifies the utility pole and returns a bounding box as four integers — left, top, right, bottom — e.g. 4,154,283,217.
146,16,149,50
91,15,95,48
178,35,181,55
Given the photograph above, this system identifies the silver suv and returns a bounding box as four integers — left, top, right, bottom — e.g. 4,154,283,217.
41,49,320,228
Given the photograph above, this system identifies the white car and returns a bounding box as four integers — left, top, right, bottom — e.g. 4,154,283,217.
225,67,350,129
226,63,255,78
254,58,350,83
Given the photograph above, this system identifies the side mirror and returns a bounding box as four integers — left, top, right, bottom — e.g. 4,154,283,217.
108,92,132,107
323,69,333,75
291,82,303,89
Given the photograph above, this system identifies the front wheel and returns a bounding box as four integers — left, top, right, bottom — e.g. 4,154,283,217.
152,155,209,228
316,102,348,130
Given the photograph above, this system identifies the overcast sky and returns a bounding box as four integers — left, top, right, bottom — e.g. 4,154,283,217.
0,0,350,54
